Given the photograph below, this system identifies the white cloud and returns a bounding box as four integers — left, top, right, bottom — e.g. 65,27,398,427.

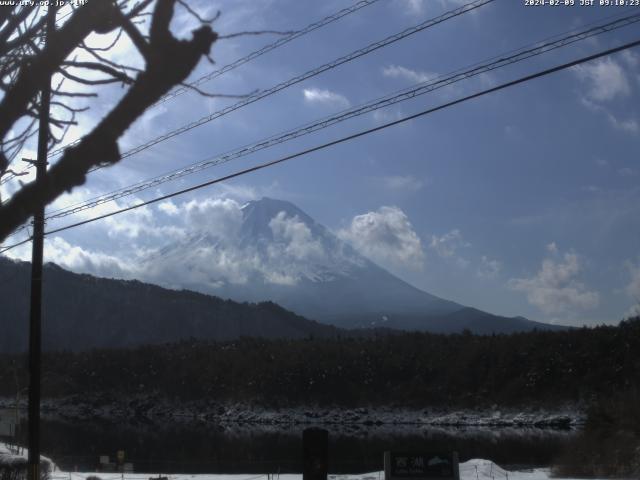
147,241,259,288
621,50,640,70
379,175,424,192
402,0,425,14
6,236,133,279
217,183,260,202
45,237,134,278
104,204,156,239
138,197,362,289
398,0,468,15
618,167,636,177
134,104,170,139
47,188,183,241
477,255,501,279
504,125,524,140
269,212,325,261
429,229,470,267
338,206,425,270
626,305,640,319
382,65,435,84
623,260,640,318
372,108,406,125
33,194,342,291
158,200,180,216
575,59,638,136
606,113,639,135
141,198,262,288
184,197,244,239
573,57,631,102
508,246,599,316
303,88,350,107
625,260,640,300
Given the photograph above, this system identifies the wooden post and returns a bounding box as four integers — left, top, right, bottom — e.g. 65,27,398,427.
303,428,328,480
27,5,55,480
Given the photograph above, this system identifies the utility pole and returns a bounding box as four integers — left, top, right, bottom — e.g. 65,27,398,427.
28,5,56,480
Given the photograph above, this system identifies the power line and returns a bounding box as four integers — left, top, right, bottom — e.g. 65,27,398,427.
2,0,493,190
104,0,494,162
4,8,636,240
153,0,383,107
36,11,640,224
57,0,493,176
1,0,383,184
45,0,383,160
6,0,494,219
1,36,635,253
0,236,32,255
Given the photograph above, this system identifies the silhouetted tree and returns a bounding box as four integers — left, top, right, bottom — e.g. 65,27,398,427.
0,0,219,242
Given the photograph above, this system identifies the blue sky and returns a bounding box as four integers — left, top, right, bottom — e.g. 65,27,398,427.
3,0,640,326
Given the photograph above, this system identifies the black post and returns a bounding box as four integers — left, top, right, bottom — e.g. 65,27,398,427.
27,6,56,480
303,428,328,480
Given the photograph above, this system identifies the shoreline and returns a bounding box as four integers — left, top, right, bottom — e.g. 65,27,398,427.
0,397,584,429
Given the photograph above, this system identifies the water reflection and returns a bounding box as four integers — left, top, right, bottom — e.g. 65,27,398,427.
15,417,578,474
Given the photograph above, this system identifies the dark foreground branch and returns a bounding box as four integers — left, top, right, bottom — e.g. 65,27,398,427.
0,0,217,243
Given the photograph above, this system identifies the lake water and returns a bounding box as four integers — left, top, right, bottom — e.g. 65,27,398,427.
0,410,577,474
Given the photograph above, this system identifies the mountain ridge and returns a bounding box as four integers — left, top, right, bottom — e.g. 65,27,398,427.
0,197,568,352
0,256,341,353
144,196,564,333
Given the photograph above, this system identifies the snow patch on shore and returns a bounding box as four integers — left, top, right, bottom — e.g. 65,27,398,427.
0,442,56,471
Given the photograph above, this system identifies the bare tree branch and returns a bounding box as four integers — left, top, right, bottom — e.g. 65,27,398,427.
50,101,89,114
0,13,47,57
179,82,258,99
0,0,123,172
79,44,143,73
115,11,152,62
0,5,37,51
57,68,127,86
4,169,29,178
177,0,219,24
0,0,218,242
126,0,156,19
52,91,99,98
62,60,136,84
80,28,124,52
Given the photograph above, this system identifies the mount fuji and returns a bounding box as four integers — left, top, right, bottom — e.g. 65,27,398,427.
144,197,561,334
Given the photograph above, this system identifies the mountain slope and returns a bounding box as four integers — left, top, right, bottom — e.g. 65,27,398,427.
0,256,340,353
144,197,564,333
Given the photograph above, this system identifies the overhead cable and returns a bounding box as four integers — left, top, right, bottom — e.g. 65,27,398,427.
2,36,636,255
40,11,640,223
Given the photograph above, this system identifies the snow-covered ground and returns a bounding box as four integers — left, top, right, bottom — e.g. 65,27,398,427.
3,443,630,480
45,459,613,480
0,441,56,470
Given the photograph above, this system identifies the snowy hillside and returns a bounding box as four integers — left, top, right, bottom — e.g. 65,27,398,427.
144,197,563,333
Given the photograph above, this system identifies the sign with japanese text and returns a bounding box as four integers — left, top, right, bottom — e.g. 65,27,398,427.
384,452,459,480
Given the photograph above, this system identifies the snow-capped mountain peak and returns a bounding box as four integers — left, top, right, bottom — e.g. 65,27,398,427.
142,198,555,333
